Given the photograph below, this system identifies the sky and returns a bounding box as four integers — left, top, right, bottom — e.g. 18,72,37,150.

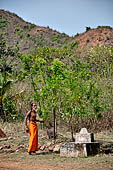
0,0,113,36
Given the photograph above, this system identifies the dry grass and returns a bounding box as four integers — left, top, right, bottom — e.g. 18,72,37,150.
0,122,113,170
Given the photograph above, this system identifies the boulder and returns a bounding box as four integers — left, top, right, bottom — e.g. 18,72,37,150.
53,144,60,153
0,128,6,138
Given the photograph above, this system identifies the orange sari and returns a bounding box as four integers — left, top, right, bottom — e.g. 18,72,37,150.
28,121,38,152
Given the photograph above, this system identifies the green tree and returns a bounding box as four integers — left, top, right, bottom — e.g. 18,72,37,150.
0,73,12,120
86,26,91,32
19,47,106,138
60,60,102,140
0,37,18,120
39,59,66,139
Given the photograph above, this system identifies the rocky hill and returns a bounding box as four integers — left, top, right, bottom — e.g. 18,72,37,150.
0,9,113,54
71,26,113,48
0,9,70,53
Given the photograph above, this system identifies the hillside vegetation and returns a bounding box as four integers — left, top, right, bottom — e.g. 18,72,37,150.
0,9,70,53
0,10,113,53
0,10,113,135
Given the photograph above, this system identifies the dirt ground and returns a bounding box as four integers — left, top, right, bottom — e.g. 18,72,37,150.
0,152,113,170
0,122,113,170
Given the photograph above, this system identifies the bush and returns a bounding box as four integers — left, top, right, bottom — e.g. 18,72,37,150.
0,19,8,29
3,97,24,122
86,27,91,32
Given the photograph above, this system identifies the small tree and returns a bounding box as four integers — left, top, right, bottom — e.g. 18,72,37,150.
61,60,102,141
39,59,66,139
86,26,91,32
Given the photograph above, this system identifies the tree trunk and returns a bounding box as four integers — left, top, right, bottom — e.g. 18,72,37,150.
70,112,75,141
0,96,4,120
70,124,74,141
53,107,56,140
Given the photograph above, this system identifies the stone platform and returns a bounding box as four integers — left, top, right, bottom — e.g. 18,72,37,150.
60,142,100,157
60,128,100,157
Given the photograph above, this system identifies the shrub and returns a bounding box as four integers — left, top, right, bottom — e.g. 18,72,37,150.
0,19,9,29
86,27,91,32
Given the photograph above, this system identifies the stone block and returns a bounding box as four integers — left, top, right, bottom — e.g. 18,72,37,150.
86,143,100,156
75,128,94,143
75,133,94,143
53,144,60,153
60,142,100,157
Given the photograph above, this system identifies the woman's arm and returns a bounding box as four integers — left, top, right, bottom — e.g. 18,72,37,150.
36,119,44,123
24,111,31,132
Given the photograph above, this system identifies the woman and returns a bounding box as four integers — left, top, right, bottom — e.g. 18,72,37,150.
24,103,44,155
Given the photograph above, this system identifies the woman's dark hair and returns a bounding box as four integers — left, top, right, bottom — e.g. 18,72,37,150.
30,103,37,111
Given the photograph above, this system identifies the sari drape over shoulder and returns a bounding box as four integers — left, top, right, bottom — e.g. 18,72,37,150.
28,121,38,152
